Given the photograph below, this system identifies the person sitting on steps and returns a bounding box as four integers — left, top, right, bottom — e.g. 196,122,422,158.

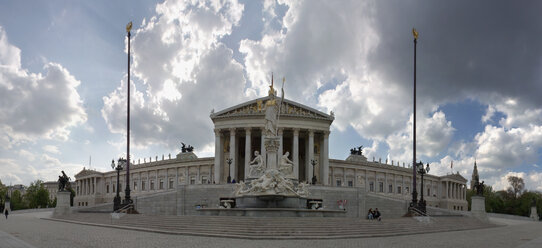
367,208,374,220
373,208,381,221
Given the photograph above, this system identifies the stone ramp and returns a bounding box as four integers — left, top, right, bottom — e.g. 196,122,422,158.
46,213,497,239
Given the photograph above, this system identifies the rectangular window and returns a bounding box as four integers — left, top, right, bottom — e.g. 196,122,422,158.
113,184,116,193
406,186,410,193
397,186,402,194
106,185,109,194
389,184,393,193
169,179,174,189
119,183,122,191
336,178,342,187
142,181,146,191
150,180,155,190
348,180,353,187
369,182,374,192
190,177,196,185
159,179,164,190
201,176,208,185
379,182,384,192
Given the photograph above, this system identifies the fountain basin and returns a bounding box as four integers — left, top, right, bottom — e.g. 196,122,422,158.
236,194,306,208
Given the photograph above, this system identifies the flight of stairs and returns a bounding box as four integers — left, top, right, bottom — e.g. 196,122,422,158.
50,213,497,239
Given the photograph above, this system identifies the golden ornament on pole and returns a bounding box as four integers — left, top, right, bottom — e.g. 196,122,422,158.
412,28,418,40
126,21,132,33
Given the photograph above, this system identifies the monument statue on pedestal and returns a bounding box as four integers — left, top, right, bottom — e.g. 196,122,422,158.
57,171,71,191
470,169,488,221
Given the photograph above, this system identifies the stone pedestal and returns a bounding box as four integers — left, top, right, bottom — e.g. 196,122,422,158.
530,206,539,221
53,191,71,216
471,196,488,222
264,136,280,170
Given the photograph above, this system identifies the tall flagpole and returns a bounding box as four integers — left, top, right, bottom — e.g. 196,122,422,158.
124,21,132,205
411,28,419,209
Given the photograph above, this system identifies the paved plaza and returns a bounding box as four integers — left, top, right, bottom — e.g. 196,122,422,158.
0,211,541,248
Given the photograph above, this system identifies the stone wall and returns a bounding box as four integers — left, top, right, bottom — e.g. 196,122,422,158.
309,186,363,218
177,184,236,215
89,184,431,218
135,191,178,215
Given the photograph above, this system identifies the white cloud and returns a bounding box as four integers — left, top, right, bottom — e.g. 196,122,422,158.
102,0,247,154
0,26,87,146
43,145,60,154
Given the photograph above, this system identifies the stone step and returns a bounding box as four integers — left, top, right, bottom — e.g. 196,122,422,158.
51,213,495,239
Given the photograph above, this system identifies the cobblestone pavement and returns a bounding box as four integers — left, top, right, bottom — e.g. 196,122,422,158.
1,211,541,248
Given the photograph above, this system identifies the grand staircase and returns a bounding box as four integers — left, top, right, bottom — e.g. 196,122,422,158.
49,213,497,239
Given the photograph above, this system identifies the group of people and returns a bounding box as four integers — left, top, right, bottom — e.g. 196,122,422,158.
367,208,381,221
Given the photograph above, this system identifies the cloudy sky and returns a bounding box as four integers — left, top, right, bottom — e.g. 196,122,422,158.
1,0,541,191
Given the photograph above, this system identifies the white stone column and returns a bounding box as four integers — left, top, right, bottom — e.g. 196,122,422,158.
175,168,179,188
244,128,251,180
184,167,188,185
260,127,266,161
354,170,358,187
229,128,236,182
366,169,369,192
155,169,158,190
93,177,96,195
293,128,299,180
343,168,347,187
278,128,284,159
146,171,150,190
197,165,201,184
446,181,449,198
214,129,222,184
165,169,169,189
307,130,314,181
322,131,330,185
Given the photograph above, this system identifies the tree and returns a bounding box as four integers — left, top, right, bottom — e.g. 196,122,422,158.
68,187,76,206
507,176,525,198
24,180,49,209
10,190,26,210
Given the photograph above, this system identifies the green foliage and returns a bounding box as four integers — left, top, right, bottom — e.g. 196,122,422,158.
10,190,26,210
49,197,57,208
68,187,75,206
467,176,541,217
24,180,49,209
507,176,525,198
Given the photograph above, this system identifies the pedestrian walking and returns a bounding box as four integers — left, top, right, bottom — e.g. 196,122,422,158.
4,209,8,219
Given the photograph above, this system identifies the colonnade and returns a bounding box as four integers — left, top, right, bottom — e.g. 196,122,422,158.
446,181,466,200
77,177,96,196
213,127,330,185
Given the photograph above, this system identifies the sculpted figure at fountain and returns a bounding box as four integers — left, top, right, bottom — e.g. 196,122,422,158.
249,151,265,178
279,151,294,177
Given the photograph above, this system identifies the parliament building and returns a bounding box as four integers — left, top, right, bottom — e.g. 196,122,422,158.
74,91,468,217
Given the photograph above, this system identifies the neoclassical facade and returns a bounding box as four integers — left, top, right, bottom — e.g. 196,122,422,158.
74,94,468,211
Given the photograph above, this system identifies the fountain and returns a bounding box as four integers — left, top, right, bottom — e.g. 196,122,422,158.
199,78,344,217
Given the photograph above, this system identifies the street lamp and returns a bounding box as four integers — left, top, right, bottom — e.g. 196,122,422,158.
226,158,233,183
111,158,126,211
416,161,430,213
124,21,133,208
410,28,419,210
311,160,317,185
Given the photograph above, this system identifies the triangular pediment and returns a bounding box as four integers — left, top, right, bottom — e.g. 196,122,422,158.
441,173,467,182
74,168,104,178
210,96,334,121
